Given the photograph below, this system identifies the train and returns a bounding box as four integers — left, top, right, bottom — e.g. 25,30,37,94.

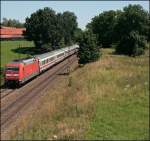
4,44,79,86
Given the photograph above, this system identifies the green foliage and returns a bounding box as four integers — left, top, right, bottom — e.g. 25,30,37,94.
78,31,100,64
41,43,53,51
61,11,78,45
87,4,149,56
58,37,65,48
1,18,24,28
74,28,83,43
87,10,118,48
146,17,150,42
115,4,149,41
115,31,146,56
24,8,57,50
114,4,149,56
24,7,77,51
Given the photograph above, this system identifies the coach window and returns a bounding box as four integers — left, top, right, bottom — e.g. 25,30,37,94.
50,57,54,61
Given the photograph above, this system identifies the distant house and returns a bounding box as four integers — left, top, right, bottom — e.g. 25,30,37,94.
0,26,26,39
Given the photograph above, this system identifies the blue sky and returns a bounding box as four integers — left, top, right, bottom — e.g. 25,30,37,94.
1,1,149,30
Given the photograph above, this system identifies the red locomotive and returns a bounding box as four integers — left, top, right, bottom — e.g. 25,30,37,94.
4,45,79,86
5,58,39,85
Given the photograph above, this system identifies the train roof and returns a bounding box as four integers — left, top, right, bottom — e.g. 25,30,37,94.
7,58,35,65
35,44,79,61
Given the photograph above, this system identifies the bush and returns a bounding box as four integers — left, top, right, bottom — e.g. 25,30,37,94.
115,31,146,56
78,31,100,64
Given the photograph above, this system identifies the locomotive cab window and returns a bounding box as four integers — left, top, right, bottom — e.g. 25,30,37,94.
6,67,19,71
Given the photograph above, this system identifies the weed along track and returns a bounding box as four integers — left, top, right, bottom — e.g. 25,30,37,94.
1,54,78,132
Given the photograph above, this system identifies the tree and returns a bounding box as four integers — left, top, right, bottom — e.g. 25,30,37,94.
87,10,117,48
61,11,78,45
115,4,149,41
146,17,150,41
74,28,83,43
24,7,78,51
78,31,100,64
24,8,57,51
1,18,24,28
115,4,149,56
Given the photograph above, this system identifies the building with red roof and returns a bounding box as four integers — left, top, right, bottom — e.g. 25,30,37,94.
0,26,26,39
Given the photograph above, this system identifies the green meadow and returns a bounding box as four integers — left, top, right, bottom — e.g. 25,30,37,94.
1,40,35,67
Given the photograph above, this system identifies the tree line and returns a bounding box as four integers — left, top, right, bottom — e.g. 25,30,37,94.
1,4,149,64
77,4,149,64
1,18,24,28
86,4,149,57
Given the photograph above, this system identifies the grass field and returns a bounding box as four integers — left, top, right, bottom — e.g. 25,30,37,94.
1,40,35,67
10,48,149,140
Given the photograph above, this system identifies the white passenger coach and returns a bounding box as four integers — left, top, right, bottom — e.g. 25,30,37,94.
35,44,79,72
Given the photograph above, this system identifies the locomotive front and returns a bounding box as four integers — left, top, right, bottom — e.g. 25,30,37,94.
4,62,23,85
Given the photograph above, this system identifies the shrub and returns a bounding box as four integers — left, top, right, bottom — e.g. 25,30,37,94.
115,31,146,56
78,31,100,64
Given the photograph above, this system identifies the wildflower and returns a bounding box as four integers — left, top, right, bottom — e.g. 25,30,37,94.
53,135,57,139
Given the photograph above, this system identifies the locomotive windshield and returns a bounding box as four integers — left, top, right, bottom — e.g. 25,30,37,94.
6,67,19,71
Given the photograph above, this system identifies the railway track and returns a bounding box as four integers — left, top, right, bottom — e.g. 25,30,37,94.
1,89,6,93
1,89,16,99
1,54,78,131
